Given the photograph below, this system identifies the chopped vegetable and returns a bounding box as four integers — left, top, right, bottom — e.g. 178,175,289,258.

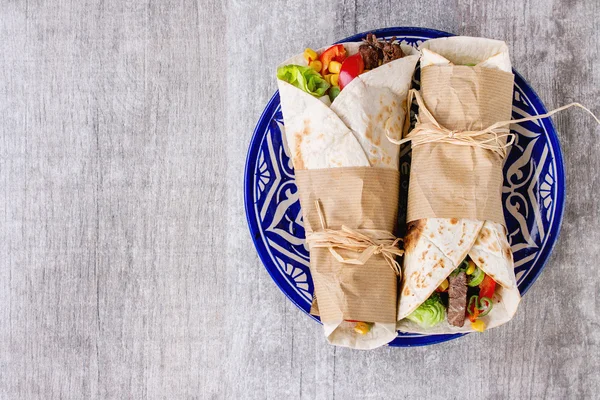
328,61,342,74
436,279,449,292
309,60,322,72
406,293,445,328
354,322,372,335
478,297,493,317
471,319,486,332
328,86,341,102
466,260,476,275
319,44,347,74
304,48,318,63
277,65,331,97
338,53,364,90
479,275,497,299
467,266,485,287
330,73,339,87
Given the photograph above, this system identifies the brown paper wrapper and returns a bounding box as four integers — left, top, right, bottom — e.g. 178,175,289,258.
406,66,514,225
295,167,399,324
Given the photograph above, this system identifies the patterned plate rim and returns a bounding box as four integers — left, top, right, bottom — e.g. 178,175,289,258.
244,27,566,347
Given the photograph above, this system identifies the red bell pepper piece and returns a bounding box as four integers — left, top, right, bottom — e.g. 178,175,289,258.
319,44,347,74
479,274,497,299
338,53,365,90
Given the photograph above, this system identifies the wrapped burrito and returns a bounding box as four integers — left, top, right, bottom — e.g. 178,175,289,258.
396,37,521,334
277,34,419,348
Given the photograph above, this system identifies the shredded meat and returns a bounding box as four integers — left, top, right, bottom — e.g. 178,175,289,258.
359,33,404,69
381,37,404,64
448,271,468,327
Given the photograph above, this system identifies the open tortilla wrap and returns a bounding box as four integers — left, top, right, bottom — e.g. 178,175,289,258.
397,37,521,334
278,42,419,349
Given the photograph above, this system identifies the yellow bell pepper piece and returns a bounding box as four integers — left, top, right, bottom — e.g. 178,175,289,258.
328,61,342,74
354,322,372,335
309,60,323,73
303,48,318,63
330,73,339,87
471,319,486,332
466,260,476,275
437,279,449,291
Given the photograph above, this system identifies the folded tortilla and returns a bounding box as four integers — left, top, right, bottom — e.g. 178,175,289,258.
278,42,419,349
397,37,521,334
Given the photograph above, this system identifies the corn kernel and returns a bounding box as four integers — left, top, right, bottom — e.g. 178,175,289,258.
354,322,372,335
471,319,486,332
322,74,332,84
330,73,339,87
303,48,318,63
309,60,322,73
328,61,342,74
437,279,449,291
466,260,476,275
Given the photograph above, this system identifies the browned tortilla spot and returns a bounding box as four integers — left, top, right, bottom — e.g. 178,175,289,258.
427,272,432,277
294,132,305,170
404,219,425,253
478,257,485,265
504,247,512,259
490,242,500,252
480,228,491,241
450,218,458,225
403,287,411,296
458,239,463,246
391,100,397,107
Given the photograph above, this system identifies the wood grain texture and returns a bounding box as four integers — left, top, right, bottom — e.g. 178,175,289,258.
0,0,598,399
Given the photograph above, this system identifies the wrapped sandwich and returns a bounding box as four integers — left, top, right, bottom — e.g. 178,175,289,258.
396,37,521,334
277,34,419,348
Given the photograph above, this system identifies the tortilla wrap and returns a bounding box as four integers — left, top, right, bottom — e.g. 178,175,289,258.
397,37,521,334
278,42,419,349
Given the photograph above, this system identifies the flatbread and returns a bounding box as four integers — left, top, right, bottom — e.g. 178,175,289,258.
277,42,419,348
397,37,520,334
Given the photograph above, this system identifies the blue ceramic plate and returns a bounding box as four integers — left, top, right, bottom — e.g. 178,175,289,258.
244,27,565,347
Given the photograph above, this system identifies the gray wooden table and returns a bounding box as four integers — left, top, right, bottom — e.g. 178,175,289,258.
1,1,599,399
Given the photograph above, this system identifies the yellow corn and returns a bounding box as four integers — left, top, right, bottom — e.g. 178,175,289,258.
304,48,318,63
354,322,372,335
437,279,449,291
328,61,342,74
322,74,333,84
466,260,476,275
330,73,339,87
309,60,322,73
471,319,486,332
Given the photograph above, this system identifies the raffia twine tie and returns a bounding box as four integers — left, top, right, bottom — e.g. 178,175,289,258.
388,89,600,157
304,200,403,276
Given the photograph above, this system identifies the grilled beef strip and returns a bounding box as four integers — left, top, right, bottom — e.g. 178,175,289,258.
447,271,468,327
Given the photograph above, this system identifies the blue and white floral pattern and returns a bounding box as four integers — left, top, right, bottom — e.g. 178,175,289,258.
244,28,565,347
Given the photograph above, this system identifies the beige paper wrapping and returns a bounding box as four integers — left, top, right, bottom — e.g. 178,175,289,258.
295,167,400,324
406,66,515,224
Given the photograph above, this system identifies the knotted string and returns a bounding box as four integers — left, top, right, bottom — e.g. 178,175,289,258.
304,200,403,276
387,89,600,158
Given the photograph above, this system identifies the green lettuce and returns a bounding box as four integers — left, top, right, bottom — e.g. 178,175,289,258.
277,64,330,97
405,293,445,328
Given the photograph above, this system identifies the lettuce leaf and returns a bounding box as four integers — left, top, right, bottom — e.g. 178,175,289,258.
277,64,330,97
405,293,445,328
